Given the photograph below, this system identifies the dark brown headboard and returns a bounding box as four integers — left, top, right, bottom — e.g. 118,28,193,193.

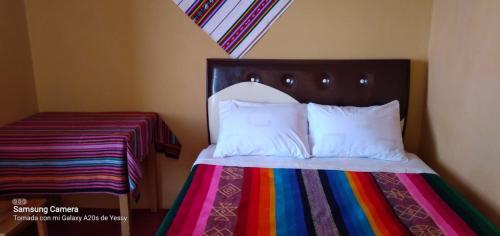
207,59,410,140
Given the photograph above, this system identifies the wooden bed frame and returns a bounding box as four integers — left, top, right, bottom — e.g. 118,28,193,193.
206,59,411,143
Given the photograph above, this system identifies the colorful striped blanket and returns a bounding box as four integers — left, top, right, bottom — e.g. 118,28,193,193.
173,0,294,58
157,164,498,236
0,112,181,195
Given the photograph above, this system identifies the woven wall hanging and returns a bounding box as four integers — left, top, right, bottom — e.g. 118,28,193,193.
173,0,294,58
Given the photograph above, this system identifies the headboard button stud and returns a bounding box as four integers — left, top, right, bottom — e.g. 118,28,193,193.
320,75,333,88
281,75,295,87
285,78,295,86
360,78,369,86
248,75,262,83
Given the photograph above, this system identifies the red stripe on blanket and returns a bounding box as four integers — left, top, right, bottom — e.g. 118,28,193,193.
234,167,254,236
246,168,261,236
166,165,215,236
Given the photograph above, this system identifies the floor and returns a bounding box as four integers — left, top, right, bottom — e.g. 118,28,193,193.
19,208,167,236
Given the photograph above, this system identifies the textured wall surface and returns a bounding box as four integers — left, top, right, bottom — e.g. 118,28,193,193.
0,0,38,126
421,0,500,225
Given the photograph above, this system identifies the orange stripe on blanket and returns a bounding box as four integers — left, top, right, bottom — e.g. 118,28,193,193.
346,172,408,236
257,168,271,236
269,169,277,236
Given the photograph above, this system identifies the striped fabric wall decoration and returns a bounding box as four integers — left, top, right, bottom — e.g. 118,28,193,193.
172,0,294,58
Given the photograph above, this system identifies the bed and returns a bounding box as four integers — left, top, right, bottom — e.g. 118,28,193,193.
156,59,498,236
0,112,181,236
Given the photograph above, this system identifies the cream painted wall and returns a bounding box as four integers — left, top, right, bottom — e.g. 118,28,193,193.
0,0,38,126
24,0,433,208
421,0,500,225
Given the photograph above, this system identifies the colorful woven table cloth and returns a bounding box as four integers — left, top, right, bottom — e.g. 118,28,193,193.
173,0,294,58
0,112,181,195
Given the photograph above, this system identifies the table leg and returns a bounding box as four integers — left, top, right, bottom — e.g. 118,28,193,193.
119,194,130,236
36,213,48,236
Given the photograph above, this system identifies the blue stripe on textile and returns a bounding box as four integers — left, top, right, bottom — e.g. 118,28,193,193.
287,169,308,236
199,0,226,27
325,170,374,236
186,0,202,15
129,176,136,190
273,169,287,236
281,169,296,235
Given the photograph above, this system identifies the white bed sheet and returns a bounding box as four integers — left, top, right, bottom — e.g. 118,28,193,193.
194,145,436,174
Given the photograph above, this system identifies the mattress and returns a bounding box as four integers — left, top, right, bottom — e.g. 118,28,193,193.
157,147,498,236
195,145,436,174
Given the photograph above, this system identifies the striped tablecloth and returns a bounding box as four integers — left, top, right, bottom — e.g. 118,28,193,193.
0,112,181,195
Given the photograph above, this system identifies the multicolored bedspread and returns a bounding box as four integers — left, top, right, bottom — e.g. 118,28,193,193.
157,164,498,236
0,112,181,195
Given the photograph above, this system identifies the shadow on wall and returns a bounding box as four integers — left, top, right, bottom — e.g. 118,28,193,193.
419,105,500,227
404,59,427,153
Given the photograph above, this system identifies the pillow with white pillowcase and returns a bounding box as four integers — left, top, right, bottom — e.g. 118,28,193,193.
213,100,311,158
307,101,407,161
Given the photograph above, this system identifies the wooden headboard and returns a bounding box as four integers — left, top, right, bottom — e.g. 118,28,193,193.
207,59,410,142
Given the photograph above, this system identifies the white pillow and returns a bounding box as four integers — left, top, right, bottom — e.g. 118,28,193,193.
307,101,406,161
214,100,310,158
